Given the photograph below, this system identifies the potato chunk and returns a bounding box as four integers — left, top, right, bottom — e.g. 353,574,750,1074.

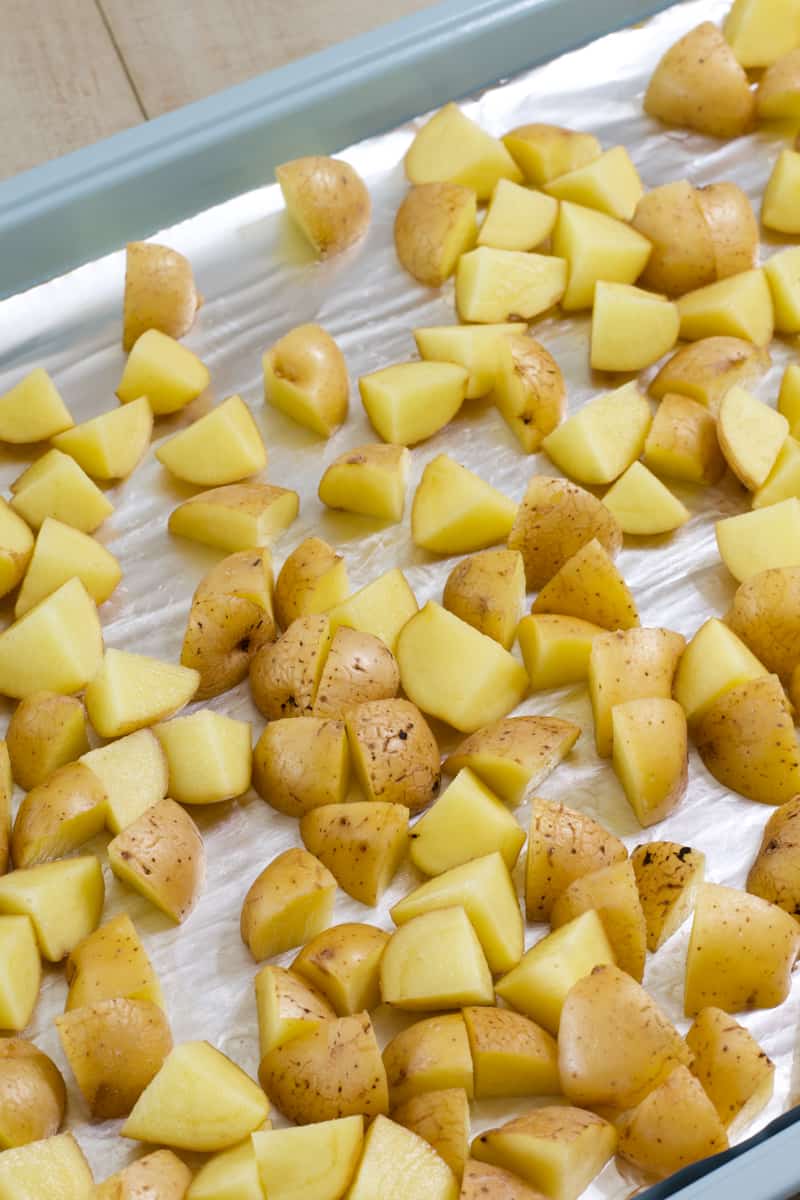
81,728,168,835
748,795,800,917
552,201,651,311
618,1066,728,1179
551,860,647,982
643,392,725,485
347,1114,458,1200
544,147,642,221
764,248,800,336
293,923,388,1015
14,517,121,618
264,324,348,438
345,698,440,813
359,362,467,446
650,336,770,411
0,857,103,963
254,964,334,1058
631,841,705,952
394,183,477,286
98,1150,192,1200
525,798,626,922
541,382,652,486
478,180,557,251
531,539,639,631
169,482,299,552
0,578,103,699
460,1160,545,1200
445,715,580,805
644,22,756,138
464,1006,558,1099
612,699,688,827
249,614,331,720
0,1039,66,1151
673,617,767,722
86,648,198,738
588,626,685,758
443,549,525,649
156,394,266,487
410,768,525,877
718,499,800,582
518,614,604,690
456,248,566,324
327,568,418,652
300,801,408,906
118,328,209,412
276,156,370,256
11,450,113,535
155,707,252,808
502,124,600,186
11,761,107,868
52,396,153,482
725,0,800,68
602,463,689,536
186,1140,262,1200
763,148,800,234
6,692,88,792
414,324,520,400
406,103,522,199
0,501,33,604
253,717,349,817
123,240,200,351
590,283,679,372
687,1007,775,1128
275,536,348,627
381,906,494,1010
240,848,335,961
65,912,163,1011
411,455,517,554
394,1089,469,1179
383,1014,474,1108
631,181,715,297
318,443,409,523
0,917,40,1031
728,567,800,679
0,369,73,443
677,270,774,346
0,1132,93,1199
717,385,788,490
492,335,565,453
252,1116,364,1200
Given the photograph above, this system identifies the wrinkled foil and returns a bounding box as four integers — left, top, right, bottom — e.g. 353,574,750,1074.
0,0,796,1187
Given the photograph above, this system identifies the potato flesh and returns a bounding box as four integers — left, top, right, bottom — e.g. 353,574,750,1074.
686,1006,775,1128
411,454,517,554
254,963,335,1057
677,270,774,346
275,536,348,627
456,248,566,324
299,801,409,907
10,450,112,537
764,247,800,336
501,124,601,186
541,381,652,486
631,841,705,953
346,1115,459,1200
757,47,800,118
52,396,153,482
0,856,103,963
518,614,604,690
383,1013,474,1108
169,483,299,553
327,567,418,652
410,767,525,876
524,798,626,922
550,860,647,982
14,517,121,618
612,698,688,827
118,328,209,412
590,283,679,373
763,150,800,234
724,0,800,68
444,715,581,805
464,1006,559,1099
0,370,73,443
618,1066,728,1179
673,618,767,722
414,324,521,399
292,923,388,1015
81,728,168,835
478,180,557,251
552,201,651,311
156,395,266,487
588,626,686,758
240,847,336,961
0,1132,93,1200
252,1116,364,1200
108,799,205,924
359,362,467,446
717,385,788,490
187,1138,263,1200
405,103,522,200
85,648,199,739
0,917,41,1031
544,147,642,221
0,577,103,700
155,709,252,805
643,392,725,485
318,443,409,523
380,906,495,1010
602,462,689,535
531,538,639,631
443,548,525,649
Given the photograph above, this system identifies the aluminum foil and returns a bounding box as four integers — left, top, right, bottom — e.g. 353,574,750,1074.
0,0,796,1187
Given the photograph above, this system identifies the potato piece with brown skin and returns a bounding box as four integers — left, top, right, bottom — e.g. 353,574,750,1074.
123,241,200,351
108,799,205,924
643,392,725,486
696,183,759,281
96,1150,192,1200
300,801,409,906
551,860,647,982
394,1088,470,1180
460,1159,548,1200
631,182,716,297
292,923,389,1015
727,567,800,680
194,547,274,612
0,1039,66,1149
65,913,163,1011
747,796,800,918
531,539,639,632
346,699,440,814
525,799,627,922
249,614,332,719
650,337,770,411
6,692,89,792
493,337,566,454
686,1007,775,1129
252,717,349,818
274,536,349,628
264,323,349,438
383,1013,474,1108
11,761,107,868
394,183,477,287
632,841,705,952
181,594,275,701
255,963,335,1057
241,847,336,962
56,997,172,1119
276,156,370,257
507,476,622,590
313,627,400,716
445,716,580,806
0,745,9,877
618,1066,728,1180
588,627,685,758
443,549,525,650
259,1011,388,1124
644,23,756,140
464,1007,559,1100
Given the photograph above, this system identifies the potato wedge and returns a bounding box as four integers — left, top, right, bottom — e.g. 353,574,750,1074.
643,392,725,485
445,715,580,805
414,323,521,400
395,1089,469,1180
411,455,517,555
86,648,199,739
383,1014,474,1108
254,963,335,1059
381,906,494,1009
154,709,251,806
686,1007,775,1129
478,180,557,252
502,124,601,186
517,614,605,690
274,536,348,627
169,482,299,553
240,847,335,961
11,761,107,868
602,462,689,536
0,369,73,443
677,270,774,347
588,626,685,757
552,200,651,311
360,362,467,446
492,336,565,453
541,382,652,487
0,856,103,963
507,475,622,590
631,841,705,952
747,795,800,918
456,248,566,324
725,0,800,68
52,396,153,482
187,1140,262,1200
406,103,522,199
612,698,688,827
758,47,800,118
81,728,168,835
644,22,756,138
123,241,200,351
717,385,788,491
252,717,349,817
108,799,204,924
717,498,800,582
318,444,409,523
463,1006,559,1099
525,799,626,922
263,323,348,438
394,183,477,286
410,768,525,877
550,860,647,982
0,917,40,1031
118,328,208,413
347,1114,459,1200
0,1132,93,1199
617,1066,728,1179
252,1116,364,1200
0,1039,65,1150
650,336,770,412
696,182,759,281
15,517,121,618
292,923,388,1015
327,567,418,652
300,801,409,906
590,283,679,373
673,617,767,722
346,698,440,813
443,549,526,650
249,614,331,720
65,912,163,1011
531,538,639,631
276,156,370,256
0,578,103,699
544,146,642,221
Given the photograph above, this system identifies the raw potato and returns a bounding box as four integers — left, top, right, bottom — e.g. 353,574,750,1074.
677,270,774,347
507,475,622,590
0,917,41,1031
644,22,756,138
254,963,335,1058
762,149,800,234
275,537,348,627
380,906,494,1010
0,501,34,602
717,386,788,490
612,698,689,827
602,463,689,536
747,795,800,918
464,1006,559,1099
541,382,652,487
346,697,440,813
10,449,113,534
394,1089,470,1180
531,538,639,631
685,883,800,1015
327,567,418,652
444,715,580,805
764,248,800,337
97,1150,193,1200
252,1116,364,1200
117,328,209,412
263,323,349,438
411,455,517,554
781,364,800,432
259,1011,388,1125
346,1114,459,1200
169,482,299,552
6,691,88,791
501,124,601,186
588,626,685,757
478,180,558,251
552,201,652,311
518,614,605,690
14,517,121,618
414,324,521,400
187,1140,263,1200
673,617,767,723
192,547,274,624
65,912,163,1011
617,1066,728,1180
631,841,706,952
85,648,199,738
156,394,266,486
276,155,370,256
293,923,388,1015
727,567,800,678
181,595,273,702
359,361,467,446
123,240,200,351
0,746,8,878
0,1132,93,1199
650,336,770,411
544,146,642,221
460,1159,545,1200
550,860,647,982
253,717,349,817
717,499,800,582
55,997,172,1118
383,1013,474,1108
455,247,567,323
492,335,566,453
240,847,335,961
686,1007,775,1128
81,728,168,835
471,1106,617,1200
396,602,529,733
11,761,107,867
0,369,73,443
631,181,716,297
525,799,626,922
405,103,522,199
394,183,477,286
52,396,153,482
0,578,103,699
0,1039,66,1150
154,709,252,805
0,856,104,963
108,799,205,924
642,392,725,485
590,283,679,372
318,444,409,523
696,182,759,281
300,801,409,906
249,613,331,719
409,767,526,877
725,0,800,68
123,1040,270,1152
443,549,525,649
758,47,800,118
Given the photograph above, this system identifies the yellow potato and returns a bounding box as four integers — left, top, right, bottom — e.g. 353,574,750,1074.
531,538,639,631
263,323,348,437
409,767,525,877
193,541,274,618
0,856,103,963
411,454,517,554
762,148,800,234
717,385,788,491
728,567,800,678
617,1066,728,1180
550,860,647,982
11,449,113,534
650,336,770,411
86,648,199,738
274,536,348,627
0,500,34,603
187,1139,263,1200
253,717,349,817
11,761,106,868
327,567,418,652
0,369,73,443
724,0,800,67
52,396,153,482
254,963,334,1059
117,328,209,413
501,124,601,186
717,498,800,582
249,614,331,719
0,745,8,878
632,841,706,953
394,183,477,286
240,847,335,961
491,336,565,455
460,1159,545,1200
98,1150,192,1200
346,697,440,813
14,517,121,618
613,699,688,827
673,617,767,722
588,626,685,758
456,247,566,323
553,201,652,311
445,714,579,805
0,1132,93,1199
276,155,370,256
380,906,494,1010
644,22,756,138
182,595,275,705
318,443,409,523
359,361,467,445
316,626,401,716
780,364,800,433
525,798,626,922
383,1013,474,1108
108,799,204,924
686,1007,775,1128
0,1039,65,1150
65,912,163,1011
393,1089,469,1180
154,709,252,805
293,923,388,1015
81,728,168,835
747,795,800,918
544,146,643,221
602,462,689,535
590,283,679,372
156,394,266,487
478,180,558,251
123,240,200,351
169,482,299,553
463,1006,559,1099
406,103,522,199
300,801,408,906
443,549,525,649
696,182,759,281
764,247,800,336
541,381,652,487
347,1114,458,1200
517,614,605,690
252,1116,365,1200
643,392,725,485
677,270,774,346
757,47,800,118
414,323,521,400
507,475,622,590
0,917,41,1031
0,578,103,700
6,691,88,791
631,181,716,297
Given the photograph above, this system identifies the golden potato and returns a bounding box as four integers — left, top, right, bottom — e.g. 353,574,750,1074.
588,626,685,757
394,1089,469,1180
517,614,604,690
347,1114,458,1200
181,593,274,702
631,181,716,297
673,617,767,723
81,729,168,836
413,323,520,400
631,841,706,952
650,336,770,411
274,536,348,628
170,481,299,554
442,549,525,649
644,22,756,139
97,1149,192,1200
525,798,626,922
276,155,370,256
252,1117,365,1200
300,800,409,906
86,648,199,739
727,567,800,679
254,963,335,1058
601,462,689,537
240,847,336,962
6,692,88,792
155,394,265,487
263,323,348,438
345,698,440,813
123,241,200,351
381,906,494,1010
531,538,639,631
187,1139,263,1200
757,47,800,118
65,912,163,1011
411,454,517,555
406,103,521,199
747,795,800,917
0,916,40,1031
643,392,725,485
677,270,774,347
409,767,525,877
11,761,107,868
383,1013,474,1108
328,567,418,652
292,922,388,1015
313,627,399,716
764,250,800,338
612,698,689,827
507,476,622,591
249,614,331,719
717,385,788,491
460,1160,545,1200
478,180,557,252
444,715,580,805
0,856,104,964
318,443,409,523
501,124,601,186
550,860,647,982
0,1132,93,1198
394,183,477,286
696,182,758,281
0,1039,65,1150
617,1066,728,1179
725,0,800,68
252,717,349,817
543,146,643,222
108,799,205,924
492,336,565,454
686,1007,775,1128
154,708,251,807
718,499,800,584
463,1006,558,1099
553,201,652,312
541,382,652,487
590,284,679,373
456,248,566,324
360,362,467,446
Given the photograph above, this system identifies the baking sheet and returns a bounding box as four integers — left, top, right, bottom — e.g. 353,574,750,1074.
0,0,796,1188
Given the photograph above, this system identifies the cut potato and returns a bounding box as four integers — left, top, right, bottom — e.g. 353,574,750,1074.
443,549,525,650
650,336,770,411
383,1014,474,1108
780,364,800,433
717,498,800,582
6,691,88,791
187,1140,262,1200
293,923,388,1016
0,501,33,602
725,0,800,68
552,201,652,311
241,847,335,961
644,22,756,138
588,625,685,757
85,648,198,738
758,46,800,118
414,324,521,400
359,362,467,445
276,155,370,256
456,248,567,324
502,124,601,186
346,697,440,813
685,883,800,1015
397,602,529,733
0,856,103,962
250,614,331,720
155,709,251,805
346,1114,458,1200
0,369,73,442
319,443,409,523
696,182,759,282
748,795,800,918
252,1116,364,1200
602,462,689,535
14,518,121,618
677,270,774,346
460,1160,545,1200
275,536,348,627
765,247,800,336
51,396,152,481
544,146,642,221
394,1089,470,1180
0,1039,66,1150
525,798,626,922
411,455,517,554
590,283,679,372
631,841,706,952
10,449,113,534
687,1006,775,1129
643,392,725,485
631,181,716,298
254,963,335,1058
98,1150,193,1200
123,240,200,352
727,567,800,678
380,906,494,1010
541,382,652,487
0,917,41,1031
11,761,107,868
118,328,209,412
156,394,266,486
753,435,800,510
169,482,299,552
0,578,102,700
717,385,788,491
518,614,604,690
464,1006,558,1099
410,768,525,877
108,799,204,923
673,617,767,722
531,538,639,631
478,180,558,251
65,912,163,1011
263,323,348,438
327,568,418,653
81,728,168,834
617,1066,728,1180
405,103,522,200
394,183,477,286
492,335,565,453
550,860,647,982
300,801,408,906
181,598,274,703
123,1040,269,1151
445,715,580,805
762,149,800,234
0,747,8,878
0,1132,93,1199
612,699,688,827
254,717,349,817
193,546,275,613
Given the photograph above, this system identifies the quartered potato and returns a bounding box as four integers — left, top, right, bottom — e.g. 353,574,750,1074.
276,155,371,256
394,1088,470,1179
617,1066,728,1180
644,22,756,138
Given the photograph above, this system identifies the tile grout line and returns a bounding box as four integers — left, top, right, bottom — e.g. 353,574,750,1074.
93,0,149,120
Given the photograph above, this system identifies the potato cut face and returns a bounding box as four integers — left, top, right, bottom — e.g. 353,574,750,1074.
156,395,267,487
590,283,679,373
347,1114,459,1200
518,614,605,690
550,860,647,982
673,617,767,722
724,0,800,67
676,270,774,347
187,1138,263,1200
383,1013,474,1108
502,124,601,186
601,462,689,536
552,201,651,311
0,916,41,1031
412,454,517,555
757,47,800,119
525,798,627,922
414,323,521,400
0,856,104,963
631,841,705,952
612,698,688,828
763,149,800,234
717,385,788,490
478,180,558,251
410,767,526,877
51,395,153,481
406,103,522,199
686,1006,775,1129
85,648,199,739
541,382,652,487
359,362,467,446
254,963,335,1058
464,1006,559,1099
327,567,418,653
155,709,252,805
252,1116,364,1200
618,1066,728,1180
81,728,168,835
0,577,103,700
380,906,495,1010
0,1132,93,1200
643,392,725,485
274,536,348,627
588,626,686,758
318,443,409,523
0,369,73,443
240,847,336,961
456,248,567,324
14,517,121,618
169,483,299,553
117,328,209,412
764,247,800,335
544,146,643,221
393,1088,470,1179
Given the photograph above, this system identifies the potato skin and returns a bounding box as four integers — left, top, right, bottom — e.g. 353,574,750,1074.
346,699,441,814
394,183,477,286
252,717,349,817
650,337,770,411
249,614,331,719
644,22,756,139
525,798,627,922
460,1159,544,1199
123,241,200,351
274,536,348,629
276,156,371,257
747,796,800,918
617,1066,728,1179
696,183,758,281
632,181,716,297
6,692,89,792
0,1039,66,1149
442,549,525,649
508,475,622,589
108,798,205,924
181,593,275,700
11,760,107,868
314,628,400,717
383,1013,474,1108
300,800,409,906
727,567,800,680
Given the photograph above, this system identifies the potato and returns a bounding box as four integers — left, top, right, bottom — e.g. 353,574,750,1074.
590,283,679,372
380,906,494,1010
98,1150,192,1200
347,1114,458,1200
276,155,370,256
754,434,800,508
781,364,800,433
55,997,171,1119
406,103,522,199
612,699,688,827
0,369,73,443
187,1140,262,1200
644,22,756,138
632,841,706,952
300,801,408,906
263,323,348,437
10,449,113,535
551,860,647,982
0,578,103,699
478,180,557,251
588,627,685,758
757,47,800,118
186,590,271,699
411,455,517,554
762,149,800,234
318,443,409,523
673,617,767,722
81,728,168,835
0,1039,65,1151
394,183,477,285
275,537,348,627
718,498,800,583
717,386,788,491
0,918,40,1032
108,799,205,924
259,1012,388,1124
240,847,335,962
392,851,523,975
383,1014,474,1108
650,336,770,412
696,182,759,282
0,746,8,879
542,382,652,487
252,1116,364,1200
507,476,621,592
545,147,643,222
445,715,580,805
345,698,440,813
0,856,103,962
123,1040,269,1151
531,538,639,631
5,692,87,792
463,1006,558,1099
65,912,163,1011
359,362,467,446
394,1091,469,1182
677,270,774,346
154,709,251,805
14,517,121,619
693,674,800,805
410,768,525,877
747,795,800,917
0,1132,93,1199
724,0,800,67
254,964,334,1058
443,549,525,650
460,1160,545,1200
293,923,388,1015
249,614,331,719
456,247,567,323
492,335,565,453
501,124,601,186
727,567,800,678
327,567,418,652
687,1007,775,1128
643,392,725,485
552,201,652,311
414,324,521,400
525,799,626,922
617,1066,728,1180
191,546,275,640
517,614,604,690
602,462,689,536
11,761,107,868
52,397,152,482
472,1106,617,1200
253,717,349,817
631,181,716,297
156,394,265,487
86,648,199,738
685,882,800,1014
169,482,299,553
118,328,209,412
764,248,800,337
0,501,33,604
123,240,200,351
